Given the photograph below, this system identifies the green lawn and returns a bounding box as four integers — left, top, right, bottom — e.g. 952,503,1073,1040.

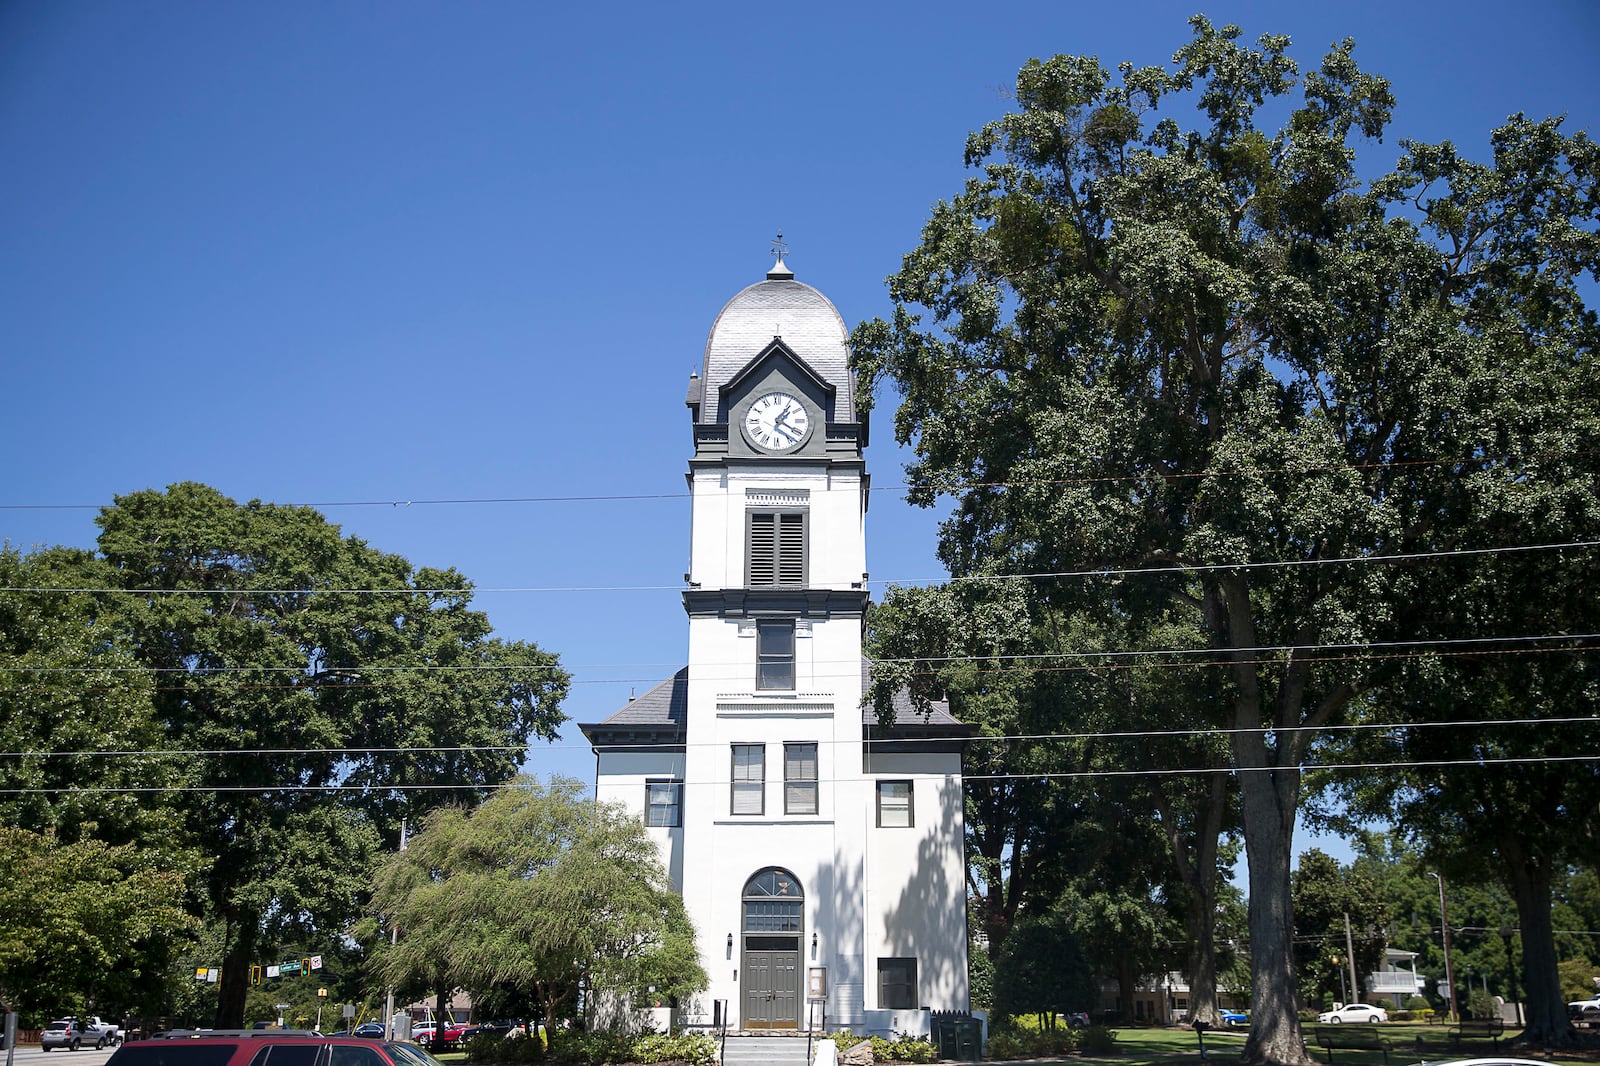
1034,1024,1596,1066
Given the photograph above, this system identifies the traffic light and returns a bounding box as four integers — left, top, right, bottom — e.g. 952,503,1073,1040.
251,966,263,987
303,958,312,977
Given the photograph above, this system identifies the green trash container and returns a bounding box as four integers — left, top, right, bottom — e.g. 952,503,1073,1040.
953,1019,981,1060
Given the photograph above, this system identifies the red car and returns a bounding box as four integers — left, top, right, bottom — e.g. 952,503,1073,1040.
415,1024,468,1051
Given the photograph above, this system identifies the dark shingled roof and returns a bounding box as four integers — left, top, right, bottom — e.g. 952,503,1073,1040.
578,662,971,749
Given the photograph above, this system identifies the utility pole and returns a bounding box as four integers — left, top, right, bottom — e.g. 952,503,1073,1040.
1429,872,1460,1023
1344,913,1361,1006
384,818,408,1040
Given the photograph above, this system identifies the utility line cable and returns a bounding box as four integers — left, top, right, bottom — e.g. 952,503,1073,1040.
1,751,1595,796
3,538,1594,597
3,631,1595,674
3,449,1591,511
5,714,1597,760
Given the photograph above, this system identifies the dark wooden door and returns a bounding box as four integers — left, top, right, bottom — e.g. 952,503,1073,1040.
742,939,800,1029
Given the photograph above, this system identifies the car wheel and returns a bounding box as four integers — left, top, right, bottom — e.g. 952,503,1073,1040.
1329,1017,1341,1024
1367,1017,1379,1024
96,1038,107,1049
71,1039,81,1051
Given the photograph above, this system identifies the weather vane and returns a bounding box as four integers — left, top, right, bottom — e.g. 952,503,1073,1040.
771,231,789,261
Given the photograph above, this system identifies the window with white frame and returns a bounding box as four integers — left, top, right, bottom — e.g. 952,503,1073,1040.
731,744,764,815
784,742,817,815
876,780,912,827
644,779,682,827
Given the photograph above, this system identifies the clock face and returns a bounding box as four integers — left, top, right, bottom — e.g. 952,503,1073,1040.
744,391,811,452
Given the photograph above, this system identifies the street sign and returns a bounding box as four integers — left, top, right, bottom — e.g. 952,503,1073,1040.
280,960,302,977
310,955,323,970
266,965,280,979
342,1005,356,1019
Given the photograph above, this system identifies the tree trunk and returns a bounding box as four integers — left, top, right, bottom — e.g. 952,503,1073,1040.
1237,767,1314,1066
214,910,254,1029
1162,775,1227,1027
1500,830,1576,1046
1117,952,1137,1023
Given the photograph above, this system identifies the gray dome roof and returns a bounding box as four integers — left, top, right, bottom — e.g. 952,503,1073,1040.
695,267,855,425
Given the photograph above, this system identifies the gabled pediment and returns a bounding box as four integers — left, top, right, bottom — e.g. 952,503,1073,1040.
717,338,838,422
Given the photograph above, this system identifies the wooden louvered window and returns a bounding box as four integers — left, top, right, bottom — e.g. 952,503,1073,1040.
748,511,805,587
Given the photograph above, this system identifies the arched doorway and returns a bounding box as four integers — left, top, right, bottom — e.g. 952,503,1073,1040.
741,867,803,1029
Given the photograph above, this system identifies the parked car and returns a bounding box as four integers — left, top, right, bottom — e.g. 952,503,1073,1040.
353,1024,387,1039
415,1023,468,1050
43,1019,111,1052
460,1021,518,1042
108,1031,448,1066
1220,1009,1248,1026
1568,993,1600,1018
1063,1013,1091,1029
1318,1003,1388,1024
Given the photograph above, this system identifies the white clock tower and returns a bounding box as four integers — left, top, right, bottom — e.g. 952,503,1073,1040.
582,252,971,1036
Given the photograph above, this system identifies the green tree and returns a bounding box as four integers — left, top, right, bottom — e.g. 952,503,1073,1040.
88,482,570,1026
1290,850,1388,1008
990,897,1097,1026
369,777,705,1045
0,826,193,1023
853,17,1596,1063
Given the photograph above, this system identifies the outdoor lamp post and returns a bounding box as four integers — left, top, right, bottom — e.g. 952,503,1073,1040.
1429,871,1460,1023
1500,922,1520,1025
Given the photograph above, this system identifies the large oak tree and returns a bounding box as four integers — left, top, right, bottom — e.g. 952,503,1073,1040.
854,18,1597,1063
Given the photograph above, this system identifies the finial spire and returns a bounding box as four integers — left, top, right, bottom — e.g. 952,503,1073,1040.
767,231,794,280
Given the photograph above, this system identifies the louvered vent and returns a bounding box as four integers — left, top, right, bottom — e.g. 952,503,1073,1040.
748,511,805,587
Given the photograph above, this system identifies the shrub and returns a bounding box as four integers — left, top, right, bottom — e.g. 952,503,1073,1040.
1077,1025,1117,1055
468,1035,546,1064
629,1033,718,1065
1406,995,1431,1012
984,1024,1077,1060
872,1035,935,1064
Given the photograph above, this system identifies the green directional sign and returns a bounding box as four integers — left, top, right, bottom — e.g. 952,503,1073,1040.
280,960,302,977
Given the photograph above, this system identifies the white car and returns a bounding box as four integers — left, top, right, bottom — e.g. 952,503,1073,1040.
1567,993,1600,1017
1317,1003,1388,1024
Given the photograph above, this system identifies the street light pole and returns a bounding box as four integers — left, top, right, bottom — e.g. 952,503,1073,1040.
384,818,408,1040
1500,923,1520,1026
1429,872,1460,1024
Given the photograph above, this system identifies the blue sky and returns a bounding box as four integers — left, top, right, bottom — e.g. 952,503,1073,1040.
3,2,1595,861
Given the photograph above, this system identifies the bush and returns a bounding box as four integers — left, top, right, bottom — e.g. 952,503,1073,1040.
532,1030,715,1066
1077,1025,1116,1055
1466,989,1498,1022
468,1035,546,1064
984,1024,1078,1060
1406,995,1431,1012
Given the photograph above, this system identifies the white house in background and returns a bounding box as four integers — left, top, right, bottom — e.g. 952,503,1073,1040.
581,254,973,1036
1366,949,1427,1006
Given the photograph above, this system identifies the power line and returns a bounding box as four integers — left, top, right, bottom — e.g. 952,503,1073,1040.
2,630,1595,674
5,714,1597,760
2,449,1588,512
1,751,1594,796
3,538,1593,597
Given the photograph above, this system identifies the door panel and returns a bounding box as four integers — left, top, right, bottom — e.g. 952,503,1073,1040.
741,943,800,1029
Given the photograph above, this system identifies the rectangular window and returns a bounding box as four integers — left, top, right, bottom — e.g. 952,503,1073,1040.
784,742,818,815
731,744,764,815
757,619,795,690
877,780,912,827
645,780,682,827
877,958,918,1010
748,511,805,587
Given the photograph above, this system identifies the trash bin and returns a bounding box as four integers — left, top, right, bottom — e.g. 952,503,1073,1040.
953,1019,980,1060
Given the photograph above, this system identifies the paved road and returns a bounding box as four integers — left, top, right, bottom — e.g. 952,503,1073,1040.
4,1045,119,1066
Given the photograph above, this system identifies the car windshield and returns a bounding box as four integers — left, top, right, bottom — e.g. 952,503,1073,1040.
47,1023,72,1030
387,1044,445,1066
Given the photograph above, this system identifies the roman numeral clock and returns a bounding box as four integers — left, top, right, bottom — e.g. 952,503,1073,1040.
744,391,811,452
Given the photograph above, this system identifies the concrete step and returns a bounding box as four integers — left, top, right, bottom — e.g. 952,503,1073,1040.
721,1034,816,1066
